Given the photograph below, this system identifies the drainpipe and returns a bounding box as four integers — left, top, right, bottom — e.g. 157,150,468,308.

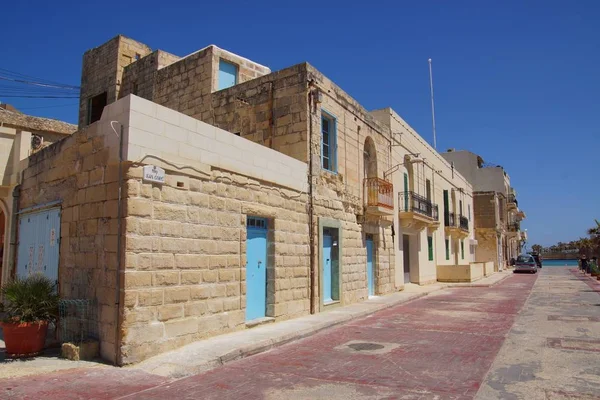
7,185,20,282
113,124,125,366
308,81,316,314
268,82,275,149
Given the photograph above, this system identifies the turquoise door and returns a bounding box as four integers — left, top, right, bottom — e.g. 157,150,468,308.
323,234,333,303
246,218,267,321
366,236,374,296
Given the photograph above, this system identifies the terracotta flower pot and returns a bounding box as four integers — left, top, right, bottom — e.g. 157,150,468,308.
0,321,48,358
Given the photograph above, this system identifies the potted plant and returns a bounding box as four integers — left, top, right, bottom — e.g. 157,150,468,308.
590,259,599,277
0,274,59,358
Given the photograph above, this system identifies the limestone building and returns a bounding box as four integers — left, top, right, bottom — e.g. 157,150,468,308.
7,35,485,364
441,150,526,270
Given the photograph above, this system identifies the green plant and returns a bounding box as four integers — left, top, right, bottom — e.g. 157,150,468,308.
0,274,59,323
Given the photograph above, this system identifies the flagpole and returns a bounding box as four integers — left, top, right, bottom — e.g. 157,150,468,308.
428,58,437,150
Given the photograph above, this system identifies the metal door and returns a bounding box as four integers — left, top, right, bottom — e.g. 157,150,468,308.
322,234,333,303
366,235,374,296
245,217,267,321
16,208,61,286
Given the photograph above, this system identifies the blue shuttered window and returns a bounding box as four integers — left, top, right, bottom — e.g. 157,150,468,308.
321,111,337,172
218,60,238,90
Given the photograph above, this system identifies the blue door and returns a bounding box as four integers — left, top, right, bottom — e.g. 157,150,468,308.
17,208,61,287
322,234,333,303
366,236,374,296
246,217,267,321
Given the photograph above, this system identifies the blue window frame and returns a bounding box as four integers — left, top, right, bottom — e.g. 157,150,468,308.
321,111,337,172
218,59,238,90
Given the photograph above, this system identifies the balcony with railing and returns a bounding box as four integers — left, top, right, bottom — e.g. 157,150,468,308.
508,192,518,209
444,212,469,238
364,177,394,216
398,191,440,230
507,222,520,236
459,215,469,232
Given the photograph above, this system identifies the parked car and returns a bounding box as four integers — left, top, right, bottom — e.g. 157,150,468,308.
530,252,543,268
514,254,538,273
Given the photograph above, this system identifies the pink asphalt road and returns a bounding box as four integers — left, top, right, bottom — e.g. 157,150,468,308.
0,273,537,400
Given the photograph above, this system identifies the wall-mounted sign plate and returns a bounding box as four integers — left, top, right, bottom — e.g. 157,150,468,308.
143,165,165,184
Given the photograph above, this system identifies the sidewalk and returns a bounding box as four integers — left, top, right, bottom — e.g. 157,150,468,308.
477,267,600,399
133,270,512,378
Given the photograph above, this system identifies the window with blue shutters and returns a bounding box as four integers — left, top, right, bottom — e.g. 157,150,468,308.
218,59,238,90
321,111,337,172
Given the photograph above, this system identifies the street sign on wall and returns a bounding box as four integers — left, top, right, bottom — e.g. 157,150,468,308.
143,165,165,184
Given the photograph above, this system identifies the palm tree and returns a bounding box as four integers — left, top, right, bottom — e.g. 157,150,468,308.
588,220,600,257
578,237,593,257
587,220,600,237
531,244,543,254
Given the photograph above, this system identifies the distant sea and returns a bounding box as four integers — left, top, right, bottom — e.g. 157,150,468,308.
542,259,579,267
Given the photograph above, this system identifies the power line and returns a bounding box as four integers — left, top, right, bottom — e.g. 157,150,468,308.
0,67,80,89
16,103,79,110
0,76,80,90
0,95,79,99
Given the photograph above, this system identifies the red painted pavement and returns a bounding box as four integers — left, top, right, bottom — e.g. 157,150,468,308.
0,368,169,399
0,273,537,400
569,268,600,294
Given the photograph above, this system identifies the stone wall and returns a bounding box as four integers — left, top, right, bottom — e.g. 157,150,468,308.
306,65,396,305
18,121,122,362
474,192,497,229
474,192,501,270
115,96,310,363
79,36,152,127
210,64,308,162
18,96,313,364
121,164,309,364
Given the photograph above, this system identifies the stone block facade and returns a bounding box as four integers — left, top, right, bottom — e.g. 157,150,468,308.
121,163,309,363
16,96,312,364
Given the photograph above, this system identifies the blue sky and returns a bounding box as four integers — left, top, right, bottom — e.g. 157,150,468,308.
2,1,598,246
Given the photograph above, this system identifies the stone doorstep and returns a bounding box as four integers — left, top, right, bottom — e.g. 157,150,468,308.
131,287,444,378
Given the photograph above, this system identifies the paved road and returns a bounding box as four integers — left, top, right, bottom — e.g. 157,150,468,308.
1,269,597,399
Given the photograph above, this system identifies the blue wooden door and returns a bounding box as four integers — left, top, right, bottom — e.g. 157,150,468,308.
17,208,61,287
322,234,333,303
246,218,267,321
366,236,374,296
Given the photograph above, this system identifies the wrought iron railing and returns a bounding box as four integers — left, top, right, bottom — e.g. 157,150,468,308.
459,215,469,231
398,191,439,220
508,222,520,232
445,212,456,227
365,177,394,210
